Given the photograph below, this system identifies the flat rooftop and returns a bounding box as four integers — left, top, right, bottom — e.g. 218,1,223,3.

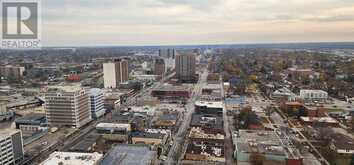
202,84,222,90
153,85,190,91
15,113,45,123
235,130,285,156
195,101,223,109
189,127,224,140
0,129,20,139
185,140,225,162
300,89,327,93
132,132,166,139
300,117,338,123
96,123,131,131
47,85,83,93
101,144,156,165
190,114,224,130
39,152,103,165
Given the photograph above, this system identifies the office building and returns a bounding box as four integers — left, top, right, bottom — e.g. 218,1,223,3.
175,53,196,82
0,65,25,81
89,88,105,119
154,58,165,76
103,59,129,88
44,86,91,128
0,129,24,165
159,48,175,59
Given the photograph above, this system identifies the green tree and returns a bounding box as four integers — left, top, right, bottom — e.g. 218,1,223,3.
250,153,265,165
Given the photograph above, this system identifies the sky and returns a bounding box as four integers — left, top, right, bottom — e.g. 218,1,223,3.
41,0,354,46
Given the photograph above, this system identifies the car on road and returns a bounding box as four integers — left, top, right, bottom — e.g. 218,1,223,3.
41,141,48,146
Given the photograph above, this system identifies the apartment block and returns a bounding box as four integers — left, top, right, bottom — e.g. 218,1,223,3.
175,53,196,82
103,59,129,88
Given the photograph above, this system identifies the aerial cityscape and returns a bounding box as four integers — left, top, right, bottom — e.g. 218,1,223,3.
1,1,354,165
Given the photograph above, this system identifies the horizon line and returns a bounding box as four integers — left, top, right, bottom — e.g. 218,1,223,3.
42,41,354,48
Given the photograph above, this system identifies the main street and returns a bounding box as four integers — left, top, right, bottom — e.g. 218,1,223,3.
220,76,236,165
165,68,208,165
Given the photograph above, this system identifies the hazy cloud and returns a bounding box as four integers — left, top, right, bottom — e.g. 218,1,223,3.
40,0,354,46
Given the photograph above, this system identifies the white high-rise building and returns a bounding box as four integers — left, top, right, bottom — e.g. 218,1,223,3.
103,59,129,88
89,88,105,119
103,63,117,89
45,86,92,128
0,129,24,165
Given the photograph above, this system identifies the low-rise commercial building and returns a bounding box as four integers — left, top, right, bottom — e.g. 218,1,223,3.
190,114,224,134
153,112,179,129
39,152,103,165
300,116,339,127
233,130,302,165
184,130,225,163
131,132,168,146
101,144,157,165
299,89,328,102
225,96,246,112
329,133,354,155
96,123,131,142
151,85,190,101
304,106,325,117
194,101,223,115
272,87,296,102
15,113,47,137
188,127,224,142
